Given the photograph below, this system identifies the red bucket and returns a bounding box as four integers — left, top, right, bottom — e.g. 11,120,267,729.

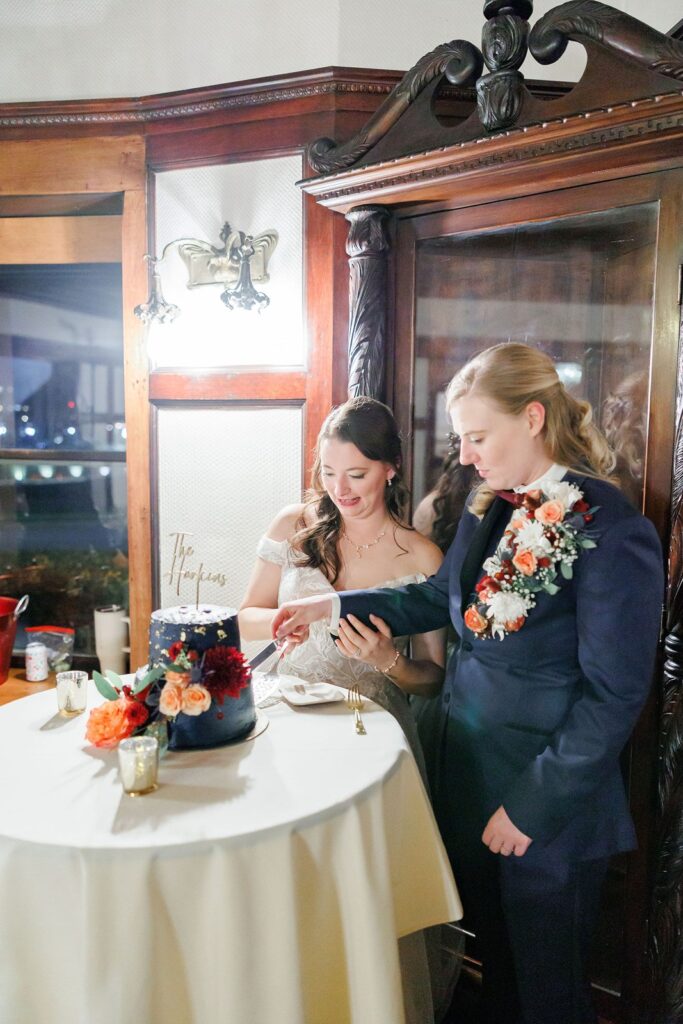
0,597,21,684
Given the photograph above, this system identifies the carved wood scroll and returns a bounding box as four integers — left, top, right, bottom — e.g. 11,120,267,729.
306,1,683,176
306,42,483,175
529,1,683,80
345,207,391,401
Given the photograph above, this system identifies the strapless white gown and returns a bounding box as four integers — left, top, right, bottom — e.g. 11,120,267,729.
257,535,429,782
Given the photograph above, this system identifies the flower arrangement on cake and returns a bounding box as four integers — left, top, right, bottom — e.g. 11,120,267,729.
86,638,251,749
157,640,250,721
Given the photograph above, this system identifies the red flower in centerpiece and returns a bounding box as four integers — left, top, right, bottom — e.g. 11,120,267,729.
124,698,149,730
202,645,250,703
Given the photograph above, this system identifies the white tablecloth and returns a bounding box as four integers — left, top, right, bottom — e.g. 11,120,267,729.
0,684,461,1024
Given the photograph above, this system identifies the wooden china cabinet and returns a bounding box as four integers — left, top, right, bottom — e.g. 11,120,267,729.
301,4,683,1022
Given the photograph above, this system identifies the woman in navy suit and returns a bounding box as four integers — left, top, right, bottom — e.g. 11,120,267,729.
273,344,663,1024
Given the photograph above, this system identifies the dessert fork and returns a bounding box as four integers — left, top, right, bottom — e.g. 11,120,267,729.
346,684,367,735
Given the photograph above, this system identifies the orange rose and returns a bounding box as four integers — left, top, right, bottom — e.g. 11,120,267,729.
86,698,135,748
511,517,525,531
159,681,185,717
464,606,488,633
181,684,212,716
535,499,565,525
512,548,537,576
504,616,525,633
165,670,191,687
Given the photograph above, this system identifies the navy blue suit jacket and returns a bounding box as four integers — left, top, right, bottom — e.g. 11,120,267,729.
339,473,663,858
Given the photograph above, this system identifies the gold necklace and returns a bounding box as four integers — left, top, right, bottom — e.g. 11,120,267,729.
343,524,387,559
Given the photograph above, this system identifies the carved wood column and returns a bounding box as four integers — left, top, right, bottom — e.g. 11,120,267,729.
477,0,532,130
345,205,391,400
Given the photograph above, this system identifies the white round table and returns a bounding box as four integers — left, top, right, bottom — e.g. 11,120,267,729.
0,684,461,1024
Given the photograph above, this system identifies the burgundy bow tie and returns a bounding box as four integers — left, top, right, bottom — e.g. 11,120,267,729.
495,490,525,507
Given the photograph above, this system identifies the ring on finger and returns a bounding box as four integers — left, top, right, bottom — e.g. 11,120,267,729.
354,645,362,658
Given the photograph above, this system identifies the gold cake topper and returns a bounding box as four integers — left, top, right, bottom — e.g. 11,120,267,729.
166,532,228,607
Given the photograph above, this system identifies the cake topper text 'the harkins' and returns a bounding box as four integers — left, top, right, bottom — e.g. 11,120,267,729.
165,532,228,607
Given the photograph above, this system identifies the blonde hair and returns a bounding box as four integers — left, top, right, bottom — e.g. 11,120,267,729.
445,343,615,516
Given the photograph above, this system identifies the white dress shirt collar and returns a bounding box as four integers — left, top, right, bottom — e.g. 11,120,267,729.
513,462,568,493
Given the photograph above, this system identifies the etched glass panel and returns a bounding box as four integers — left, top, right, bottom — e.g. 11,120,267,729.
156,405,302,656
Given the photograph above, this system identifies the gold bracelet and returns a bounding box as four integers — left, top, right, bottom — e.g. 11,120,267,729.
374,647,400,676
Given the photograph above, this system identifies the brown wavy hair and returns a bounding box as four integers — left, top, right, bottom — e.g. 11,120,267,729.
292,397,410,584
445,343,616,517
431,447,477,552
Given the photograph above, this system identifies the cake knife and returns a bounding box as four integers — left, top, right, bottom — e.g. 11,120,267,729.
248,640,280,671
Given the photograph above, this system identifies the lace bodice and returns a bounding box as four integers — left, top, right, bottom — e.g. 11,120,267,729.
257,534,431,780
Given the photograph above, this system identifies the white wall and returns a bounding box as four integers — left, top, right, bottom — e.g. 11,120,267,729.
1,0,680,103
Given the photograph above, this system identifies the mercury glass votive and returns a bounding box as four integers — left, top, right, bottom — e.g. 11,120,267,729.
118,736,159,796
56,670,88,717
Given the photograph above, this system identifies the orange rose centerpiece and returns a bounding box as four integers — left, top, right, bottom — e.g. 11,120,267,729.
86,666,164,748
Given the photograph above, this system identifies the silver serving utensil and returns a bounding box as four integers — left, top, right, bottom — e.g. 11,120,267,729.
249,640,279,671
249,639,291,673
13,595,29,620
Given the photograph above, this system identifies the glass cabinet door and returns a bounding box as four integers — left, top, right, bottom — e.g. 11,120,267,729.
411,201,657,516
393,173,682,1006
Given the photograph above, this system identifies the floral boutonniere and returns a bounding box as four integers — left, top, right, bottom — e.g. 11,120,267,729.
464,481,598,641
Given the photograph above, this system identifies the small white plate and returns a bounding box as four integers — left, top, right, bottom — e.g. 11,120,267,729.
278,674,347,706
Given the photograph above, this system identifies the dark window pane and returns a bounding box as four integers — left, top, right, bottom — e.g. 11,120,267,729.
0,460,128,656
0,264,124,453
0,258,127,657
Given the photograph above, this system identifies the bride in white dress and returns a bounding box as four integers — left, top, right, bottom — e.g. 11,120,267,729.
239,397,447,779
239,397,452,1024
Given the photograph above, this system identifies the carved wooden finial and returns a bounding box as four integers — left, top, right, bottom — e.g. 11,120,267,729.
477,0,533,130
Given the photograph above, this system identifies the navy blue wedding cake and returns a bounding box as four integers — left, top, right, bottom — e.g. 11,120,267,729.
149,604,256,750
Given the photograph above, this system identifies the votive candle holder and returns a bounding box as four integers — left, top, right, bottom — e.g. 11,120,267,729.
56,670,88,717
118,736,159,796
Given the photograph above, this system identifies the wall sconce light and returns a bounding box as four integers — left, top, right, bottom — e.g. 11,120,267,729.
134,221,278,324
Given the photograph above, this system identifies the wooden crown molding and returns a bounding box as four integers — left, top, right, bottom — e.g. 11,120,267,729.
0,69,398,129
300,89,683,212
0,66,571,135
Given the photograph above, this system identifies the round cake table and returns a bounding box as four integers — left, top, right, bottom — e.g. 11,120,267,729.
0,683,461,1024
